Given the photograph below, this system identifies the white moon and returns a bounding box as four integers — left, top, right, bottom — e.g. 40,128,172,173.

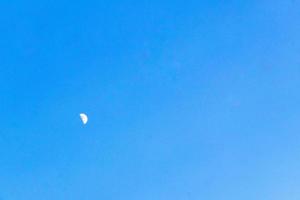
79,113,88,124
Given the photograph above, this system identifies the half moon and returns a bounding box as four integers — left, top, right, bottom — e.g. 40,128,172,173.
79,113,88,124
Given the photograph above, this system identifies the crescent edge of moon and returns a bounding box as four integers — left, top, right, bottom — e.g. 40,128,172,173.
80,113,88,124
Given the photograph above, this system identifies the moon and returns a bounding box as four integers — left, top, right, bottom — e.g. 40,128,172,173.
79,113,88,125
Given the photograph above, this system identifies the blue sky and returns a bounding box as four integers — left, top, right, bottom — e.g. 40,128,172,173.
1,0,300,199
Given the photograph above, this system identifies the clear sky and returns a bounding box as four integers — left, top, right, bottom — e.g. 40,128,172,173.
1,0,300,199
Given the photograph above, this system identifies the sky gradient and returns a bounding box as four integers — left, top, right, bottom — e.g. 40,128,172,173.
1,0,300,199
